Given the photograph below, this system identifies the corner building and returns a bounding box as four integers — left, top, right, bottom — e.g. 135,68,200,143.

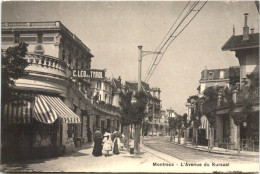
1,21,120,161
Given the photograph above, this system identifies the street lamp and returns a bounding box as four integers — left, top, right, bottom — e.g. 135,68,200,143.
137,45,161,91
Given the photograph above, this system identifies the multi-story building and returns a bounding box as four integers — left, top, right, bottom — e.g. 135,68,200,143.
1,21,121,161
87,76,122,134
124,81,161,136
221,13,259,151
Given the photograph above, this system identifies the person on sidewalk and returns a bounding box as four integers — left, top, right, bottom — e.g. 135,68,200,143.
112,128,121,154
102,132,112,157
92,128,103,157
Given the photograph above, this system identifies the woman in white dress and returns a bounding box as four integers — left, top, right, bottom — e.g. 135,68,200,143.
102,133,112,157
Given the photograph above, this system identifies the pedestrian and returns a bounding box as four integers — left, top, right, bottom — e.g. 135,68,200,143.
92,128,103,157
120,133,125,151
112,128,121,154
102,132,112,157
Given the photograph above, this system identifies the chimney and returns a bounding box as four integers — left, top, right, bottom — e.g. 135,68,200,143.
251,28,254,34
233,25,235,35
203,66,208,80
243,13,249,40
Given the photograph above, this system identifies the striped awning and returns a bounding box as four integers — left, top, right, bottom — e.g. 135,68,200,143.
2,102,33,124
33,95,81,124
2,95,81,124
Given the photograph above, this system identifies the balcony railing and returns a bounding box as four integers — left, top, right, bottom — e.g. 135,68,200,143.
2,22,58,28
25,53,68,73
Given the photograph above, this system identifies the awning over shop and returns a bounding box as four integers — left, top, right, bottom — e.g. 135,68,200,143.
33,95,81,124
2,95,81,124
2,102,33,124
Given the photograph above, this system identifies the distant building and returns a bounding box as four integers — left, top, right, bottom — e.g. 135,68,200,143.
124,81,161,136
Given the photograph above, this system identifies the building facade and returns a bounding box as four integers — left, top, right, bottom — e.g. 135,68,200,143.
1,21,121,161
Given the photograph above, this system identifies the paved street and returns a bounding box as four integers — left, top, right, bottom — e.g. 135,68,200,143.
1,136,259,173
143,136,259,172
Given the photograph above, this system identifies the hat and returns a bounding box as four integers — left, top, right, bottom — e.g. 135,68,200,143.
104,132,110,137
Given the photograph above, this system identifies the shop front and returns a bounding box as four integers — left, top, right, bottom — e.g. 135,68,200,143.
2,94,81,162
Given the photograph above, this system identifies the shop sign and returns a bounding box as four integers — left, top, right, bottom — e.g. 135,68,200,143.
72,69,105,79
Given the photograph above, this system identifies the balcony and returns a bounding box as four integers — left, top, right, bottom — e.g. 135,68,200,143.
24,53,70,79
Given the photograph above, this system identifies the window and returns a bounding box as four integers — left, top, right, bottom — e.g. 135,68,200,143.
220,70,225,79
208,72,213,80
37,34,43,43
105,94,107,101
14,34,20,43
107,119,111,128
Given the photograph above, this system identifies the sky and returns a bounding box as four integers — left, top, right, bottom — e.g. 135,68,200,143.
2,1,259,114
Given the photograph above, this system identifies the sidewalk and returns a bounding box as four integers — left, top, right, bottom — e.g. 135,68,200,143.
168,139,259,157
0,140,181,173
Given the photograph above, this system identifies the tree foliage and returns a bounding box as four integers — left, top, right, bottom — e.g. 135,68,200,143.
187,95,201,128
119,91,148,126
201,86,221,128
1,42,34,107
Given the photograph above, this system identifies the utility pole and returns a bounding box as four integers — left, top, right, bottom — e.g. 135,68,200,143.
135,46,160,157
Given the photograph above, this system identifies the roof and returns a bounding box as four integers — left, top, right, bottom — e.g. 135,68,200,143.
125,81,150,91
222,33,259,51
2,21,93,57
200,67,240,81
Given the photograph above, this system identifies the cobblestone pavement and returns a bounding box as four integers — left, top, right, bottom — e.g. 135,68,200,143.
143,136,259,172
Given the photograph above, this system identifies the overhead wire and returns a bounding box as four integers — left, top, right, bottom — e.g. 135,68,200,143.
145,1,208,82
144,1,199,82
144,1,191,79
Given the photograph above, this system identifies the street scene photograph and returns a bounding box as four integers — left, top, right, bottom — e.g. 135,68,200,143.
1,0,259,173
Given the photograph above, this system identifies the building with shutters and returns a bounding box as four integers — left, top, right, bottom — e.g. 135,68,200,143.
1,21,121,161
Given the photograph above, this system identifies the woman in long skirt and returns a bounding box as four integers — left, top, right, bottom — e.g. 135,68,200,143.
92,129,103,157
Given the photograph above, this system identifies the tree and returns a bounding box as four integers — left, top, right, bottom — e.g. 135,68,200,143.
130,91,148,157
119,91,133,151
119,91,148,157
187,95,201,147
228,73,259,153
202,86,220,150
168,117,175,142
1,42,34,107
182,113,191,146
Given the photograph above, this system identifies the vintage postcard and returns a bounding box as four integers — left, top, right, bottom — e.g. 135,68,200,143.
1,0,259,173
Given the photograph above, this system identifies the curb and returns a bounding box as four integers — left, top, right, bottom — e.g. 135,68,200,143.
168,140,259,157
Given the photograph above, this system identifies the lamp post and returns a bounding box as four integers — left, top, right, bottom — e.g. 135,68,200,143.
136,45,160,155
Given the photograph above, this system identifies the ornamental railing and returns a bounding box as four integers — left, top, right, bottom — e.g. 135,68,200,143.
25,53,68,73
2,22,58,28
